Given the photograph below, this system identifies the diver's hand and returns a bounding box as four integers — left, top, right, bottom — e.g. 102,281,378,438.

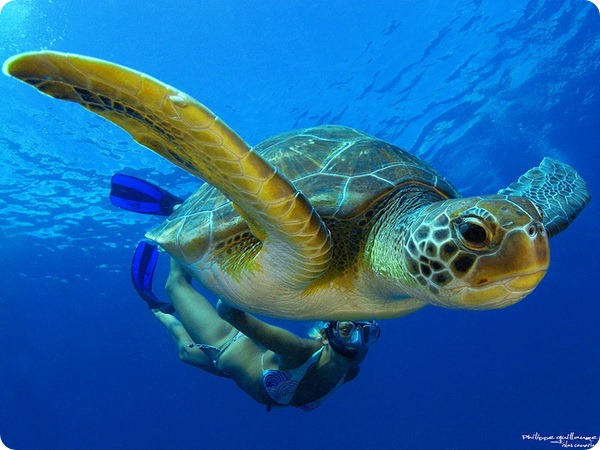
216,300,245,322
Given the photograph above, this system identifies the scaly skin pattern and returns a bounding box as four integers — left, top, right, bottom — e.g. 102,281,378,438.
367,193,549,310
3,51,333,293
4,51,590,320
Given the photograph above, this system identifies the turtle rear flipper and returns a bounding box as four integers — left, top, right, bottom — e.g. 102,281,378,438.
498,157,590,238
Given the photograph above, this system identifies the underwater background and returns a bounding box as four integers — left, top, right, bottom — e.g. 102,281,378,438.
0,1,598,449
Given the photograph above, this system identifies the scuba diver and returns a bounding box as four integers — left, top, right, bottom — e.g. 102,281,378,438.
113,174,381,411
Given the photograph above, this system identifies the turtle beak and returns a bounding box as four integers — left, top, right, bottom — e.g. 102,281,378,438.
459,224,550,308
505,270,547,291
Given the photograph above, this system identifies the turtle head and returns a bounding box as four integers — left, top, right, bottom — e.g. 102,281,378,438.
404,195,549,309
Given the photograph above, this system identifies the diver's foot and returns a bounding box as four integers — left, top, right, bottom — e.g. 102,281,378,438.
151,302,176,315
152,307,179,323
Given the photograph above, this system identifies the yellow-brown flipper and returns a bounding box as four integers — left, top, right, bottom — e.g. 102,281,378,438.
4,51,332,288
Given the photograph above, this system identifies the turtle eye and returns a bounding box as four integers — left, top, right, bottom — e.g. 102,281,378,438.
455,217,490,250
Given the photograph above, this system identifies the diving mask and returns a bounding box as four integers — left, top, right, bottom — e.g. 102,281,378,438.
324,321,381,359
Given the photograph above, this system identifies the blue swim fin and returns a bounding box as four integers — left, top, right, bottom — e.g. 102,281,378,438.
110,174,183,216
131,241,175,314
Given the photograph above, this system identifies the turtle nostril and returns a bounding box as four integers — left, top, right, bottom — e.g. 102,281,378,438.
527,225,537,237
537,223,546,236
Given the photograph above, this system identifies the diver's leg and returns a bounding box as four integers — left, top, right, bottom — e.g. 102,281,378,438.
152,310,227,376
165,258,236,347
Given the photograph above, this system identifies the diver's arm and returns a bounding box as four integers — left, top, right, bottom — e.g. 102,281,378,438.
217,300,317,360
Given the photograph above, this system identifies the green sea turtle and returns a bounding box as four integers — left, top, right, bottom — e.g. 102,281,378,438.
3,51,590,320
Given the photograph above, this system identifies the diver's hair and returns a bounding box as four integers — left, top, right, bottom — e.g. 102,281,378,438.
308,321,328,341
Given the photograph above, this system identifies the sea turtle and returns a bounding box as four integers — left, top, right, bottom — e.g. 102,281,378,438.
3,51,590,320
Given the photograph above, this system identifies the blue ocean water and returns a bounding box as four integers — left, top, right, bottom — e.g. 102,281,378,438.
0,1,598,449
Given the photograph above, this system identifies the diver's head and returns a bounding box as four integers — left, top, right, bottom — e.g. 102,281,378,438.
323,321,381,363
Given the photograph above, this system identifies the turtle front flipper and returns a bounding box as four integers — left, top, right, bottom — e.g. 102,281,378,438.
3,51,332,288
498,157,590,238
